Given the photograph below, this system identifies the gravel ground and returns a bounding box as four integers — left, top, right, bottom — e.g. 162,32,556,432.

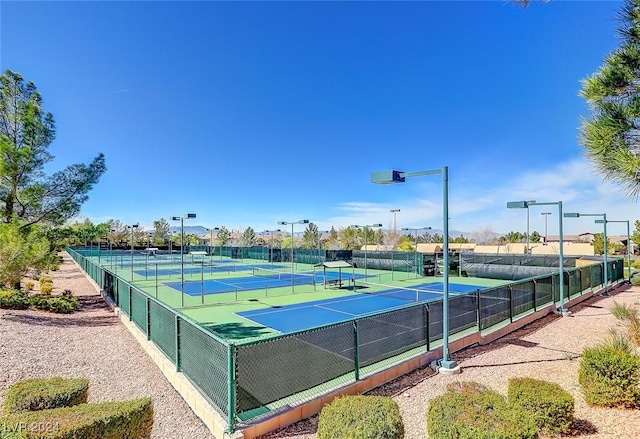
3,253,640,439
0,252,213,439
260,284,640,439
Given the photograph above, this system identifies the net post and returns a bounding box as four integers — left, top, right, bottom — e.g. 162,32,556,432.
353,320,360,381
227,343,236,433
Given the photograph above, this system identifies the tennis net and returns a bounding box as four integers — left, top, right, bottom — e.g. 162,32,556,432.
252,267,317,285
353,280,451,304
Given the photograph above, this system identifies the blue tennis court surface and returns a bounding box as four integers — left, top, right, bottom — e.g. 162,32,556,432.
134,263,284,278
238,282,485,333
165,271,368,296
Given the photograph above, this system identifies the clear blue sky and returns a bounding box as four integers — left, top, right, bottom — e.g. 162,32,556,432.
2,0,637,237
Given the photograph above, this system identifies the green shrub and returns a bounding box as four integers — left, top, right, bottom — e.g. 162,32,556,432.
508,377,574,435
23,282,34,292
611,301,638,321
39,284,53,295
0,398,153,439
579,342,640,407
0,290,30,310
427,381,537,439
632,276,640,287
3,378,89,414
29,294,78,314
38,277,53,287
632,260,640,269
317,395,404,439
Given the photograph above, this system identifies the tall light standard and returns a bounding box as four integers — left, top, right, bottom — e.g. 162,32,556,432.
390,209,401,234
352,224,383,278
206,227,220,265
508,200,566,313
128,223,139,280
277,220,309,293
564,212,608,295
371,166,458,374
522,199,537,254
402,227,432,276
597,219,631,282
541,212,552,245
172,213,197,307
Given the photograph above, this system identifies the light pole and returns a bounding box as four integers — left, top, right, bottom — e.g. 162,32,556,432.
524,200,536,254
597,219,631,282
402,227,432,276
206,227,219,265
508,200,566,313
541,212,552,245
390,209,401,234
371,166,458,373
352,224,383,278
277,220,309,293
564,212,608,296
172,213,196,306
128,223,139,280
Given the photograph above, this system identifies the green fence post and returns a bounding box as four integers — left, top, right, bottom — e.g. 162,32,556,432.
129,287,133,321
175,315,181,372
146,298,151,341
425,304,430,351
476,289,481,332
533,280,537,311
509,286,513,323
227,343,236,433
353,320,360,381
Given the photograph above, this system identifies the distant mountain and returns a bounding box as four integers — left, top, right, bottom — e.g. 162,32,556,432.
169,225,208,235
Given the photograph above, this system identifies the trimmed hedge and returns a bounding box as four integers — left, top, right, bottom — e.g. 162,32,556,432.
0,290,30,310
427,381,537,439
508,377,574,435
579,343,640,407
317,395,404,439
3,378,89,414
0,398,153,439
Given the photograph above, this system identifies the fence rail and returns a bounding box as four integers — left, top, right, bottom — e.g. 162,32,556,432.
67,247,624,432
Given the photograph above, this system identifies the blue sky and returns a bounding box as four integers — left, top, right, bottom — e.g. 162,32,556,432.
2,0,638,237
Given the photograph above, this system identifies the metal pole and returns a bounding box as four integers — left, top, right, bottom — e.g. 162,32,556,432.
558,202,565,312
364,226,368,279
627,221,632,282
441,165,455,369
291,222,295,294
526,205,530,254
181,218,185,307
603,214,609,295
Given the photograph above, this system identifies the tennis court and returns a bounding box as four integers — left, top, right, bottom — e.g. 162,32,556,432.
133,263,285,278
164,269,368,296
238,282,485,333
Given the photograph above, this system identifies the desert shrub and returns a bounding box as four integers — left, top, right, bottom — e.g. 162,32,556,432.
611,301,638,321
632,260,640,269
38,277,53,287
427,381,537,439
0,290,30,310
29,294,78,314
23,282,34,292
0,398,153,439
39,284,53,295
508,377,574,435
3,378,89,414
632,276,640,287
579,340,640,407
317,395,403,439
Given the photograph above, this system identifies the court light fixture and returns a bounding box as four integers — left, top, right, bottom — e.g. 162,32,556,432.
565,212,609,295
277,220,310,293
508,200,566,313
371,166,459,374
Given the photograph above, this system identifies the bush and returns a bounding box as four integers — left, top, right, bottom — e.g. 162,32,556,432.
23,282,34,292
0,290,30,310
29,294,78,314
579,341,640,407
611,301,638,321
3,378,89,414
38,277,53,287
39,284,53,295
317,395,404,439
632,276,640,287
427,381,537,439
508,377,574,435
0,398,153,439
